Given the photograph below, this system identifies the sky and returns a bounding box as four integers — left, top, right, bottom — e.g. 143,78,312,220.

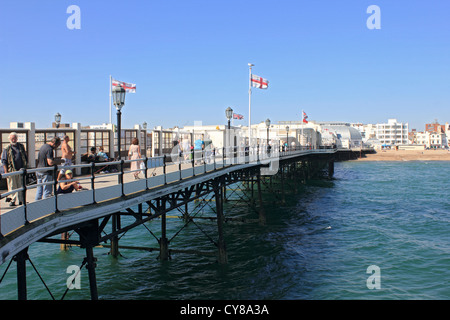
1,0,449,131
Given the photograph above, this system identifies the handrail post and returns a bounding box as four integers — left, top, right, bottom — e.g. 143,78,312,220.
203,149,206,172
163,155,167,184
179,154,182,180
120,159,125,197
21,168,28,225
91,162,96,204
144,156,149,189
214,148,216,170
191,148,195,176
53,165,59,213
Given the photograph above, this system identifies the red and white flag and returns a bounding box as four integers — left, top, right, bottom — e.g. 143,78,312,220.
302,111,308,123
233,113,244,120
112,78,136,93
251,74,269,89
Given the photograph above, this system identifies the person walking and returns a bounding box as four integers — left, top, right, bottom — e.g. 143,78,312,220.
128,138,142,179
35,137,61,200
1,132,28,206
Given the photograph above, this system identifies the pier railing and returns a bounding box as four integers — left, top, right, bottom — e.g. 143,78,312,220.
0,145,335,238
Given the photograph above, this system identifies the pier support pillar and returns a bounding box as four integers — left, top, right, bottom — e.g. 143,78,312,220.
214,180,228,264
328,159,334,179
280,166,286,204
15,248,28,300
256,174,266,225
77,220,100,300
159,213,169,260
60,232,70,251
110,213,121,258
158,199,170,261
85,245,98,300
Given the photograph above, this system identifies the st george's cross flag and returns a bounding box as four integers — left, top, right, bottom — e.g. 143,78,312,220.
233,113,244,120
251,74,269,89
112,78,136,93
302,111,308,123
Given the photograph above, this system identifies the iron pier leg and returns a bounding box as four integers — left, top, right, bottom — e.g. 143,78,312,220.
256,174,266,225
85,245,98,300
223,183,227,202
328,159,335,179
280,165,286,204
183,202,189,221
15,248,28,300
61,232,69,251
77,220,100,300
159,200,169,260
110,213,120,258
214,180,228,264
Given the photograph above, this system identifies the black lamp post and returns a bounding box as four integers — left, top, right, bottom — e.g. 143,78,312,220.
225,107,233,130
265,118,271,154
112,84,126,160
55,113,61,129
225,107,233,152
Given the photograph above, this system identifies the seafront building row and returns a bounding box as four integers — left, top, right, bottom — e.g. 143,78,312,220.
2,117,448,174
351,118,450,149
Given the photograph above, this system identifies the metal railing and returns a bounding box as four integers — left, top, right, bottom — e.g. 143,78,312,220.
0,144,335,238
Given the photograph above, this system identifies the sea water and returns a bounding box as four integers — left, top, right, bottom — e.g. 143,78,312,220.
0,161,448,300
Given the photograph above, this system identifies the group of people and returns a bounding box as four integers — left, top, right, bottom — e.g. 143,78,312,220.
1,133,83,206
2,134,158,206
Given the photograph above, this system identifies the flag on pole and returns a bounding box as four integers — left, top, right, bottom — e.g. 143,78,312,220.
251,74,269,89
112,78,136,93
233,113,244,120
302,111,308,123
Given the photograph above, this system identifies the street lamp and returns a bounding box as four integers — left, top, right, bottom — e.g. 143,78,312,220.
286,125,289,151
112,84,126,159
225,107,233,153
142,121,147,130
55,113,61,129
225,107,233,129
265,118,271,154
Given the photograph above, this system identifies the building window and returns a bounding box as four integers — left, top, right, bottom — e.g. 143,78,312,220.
35,131,74,163
81,130,110,155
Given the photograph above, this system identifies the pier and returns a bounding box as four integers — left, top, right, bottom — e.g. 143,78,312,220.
0,145,336,300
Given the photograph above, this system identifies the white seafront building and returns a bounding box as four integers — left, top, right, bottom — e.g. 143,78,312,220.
414,123,449,149
375,119,409,145
350,119,409,148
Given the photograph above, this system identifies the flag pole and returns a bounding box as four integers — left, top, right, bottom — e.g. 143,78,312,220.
109,75,112,125
301,110,304,147
248,64,251,147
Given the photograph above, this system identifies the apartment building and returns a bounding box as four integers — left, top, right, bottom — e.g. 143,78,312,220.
376,119,409,145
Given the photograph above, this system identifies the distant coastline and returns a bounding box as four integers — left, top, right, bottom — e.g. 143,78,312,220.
355,149,450,161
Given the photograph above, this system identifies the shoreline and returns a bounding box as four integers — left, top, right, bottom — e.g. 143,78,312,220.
354,149,450,162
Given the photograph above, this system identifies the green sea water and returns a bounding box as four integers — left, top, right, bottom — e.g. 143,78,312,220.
0,161,449,300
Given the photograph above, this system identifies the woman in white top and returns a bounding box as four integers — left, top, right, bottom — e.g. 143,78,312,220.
128,138,142,179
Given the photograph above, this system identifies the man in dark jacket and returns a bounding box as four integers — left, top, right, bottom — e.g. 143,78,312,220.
1,132,28,206
35,137,61,200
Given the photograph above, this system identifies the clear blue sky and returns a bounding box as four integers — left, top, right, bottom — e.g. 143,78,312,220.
1,0,449,131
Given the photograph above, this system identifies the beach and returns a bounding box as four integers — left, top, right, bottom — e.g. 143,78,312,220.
356,149,450,161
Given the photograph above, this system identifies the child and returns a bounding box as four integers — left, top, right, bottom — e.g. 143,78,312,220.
56,169,83,194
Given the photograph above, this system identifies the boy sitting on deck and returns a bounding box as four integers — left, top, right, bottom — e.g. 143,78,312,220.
56,169,83,194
